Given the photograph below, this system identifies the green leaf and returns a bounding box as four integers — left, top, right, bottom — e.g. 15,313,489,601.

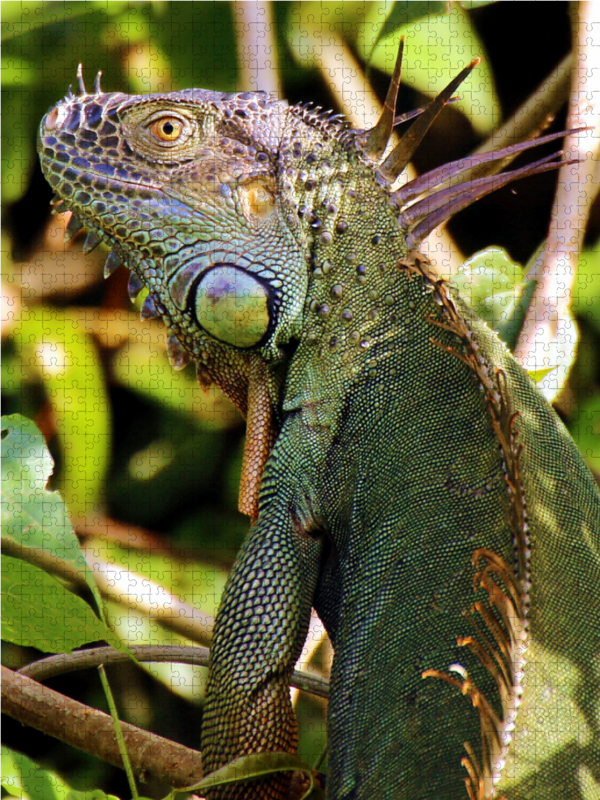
568,395,600,475
452,247,527,337
368,4,500,135
1,554,113,653
366,2,447,54
66,792,124,800
9,309,111,518
2,414,139,663
526,365,558,385
1,746,70,800
458,0,498,7
188,752,314,793
572,247,600,334
1,414,96,592
112,341,238,430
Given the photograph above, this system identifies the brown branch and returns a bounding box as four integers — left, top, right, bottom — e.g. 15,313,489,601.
1,665,204,788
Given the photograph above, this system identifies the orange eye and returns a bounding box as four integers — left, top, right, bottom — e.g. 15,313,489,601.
151,117,183,142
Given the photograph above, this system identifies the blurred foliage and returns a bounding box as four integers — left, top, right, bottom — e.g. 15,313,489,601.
1,2,599,799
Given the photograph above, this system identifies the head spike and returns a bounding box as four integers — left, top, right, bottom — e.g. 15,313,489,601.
360,38,404,160
140,293,160,320
400,151,561,232
394,127,588,206
103,250,122,279
64,213,84,243
393,96,459,129
50,200,69,215
83,230,102,253
127,271,144,301
168,333,192,371
76,63,86,95
380,58,481,183
93,70,103,94
404,153,576,249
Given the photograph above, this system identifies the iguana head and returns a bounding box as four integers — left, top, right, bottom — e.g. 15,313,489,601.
38,71,317,517
38,76,307,362
38,51,573,518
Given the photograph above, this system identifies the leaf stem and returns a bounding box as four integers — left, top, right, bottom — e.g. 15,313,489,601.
98,664,139,800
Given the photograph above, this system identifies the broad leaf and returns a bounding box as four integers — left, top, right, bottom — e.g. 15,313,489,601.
1,414,98,597
1,746,69,800
189,752,315,794
2,555,115,653
368,4,500,135
452,247,527,343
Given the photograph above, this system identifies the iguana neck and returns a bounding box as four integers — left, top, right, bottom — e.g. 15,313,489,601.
282,143,427,433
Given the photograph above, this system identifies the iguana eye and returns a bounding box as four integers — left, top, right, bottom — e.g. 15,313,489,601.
194,265,272,348
150,116,184,142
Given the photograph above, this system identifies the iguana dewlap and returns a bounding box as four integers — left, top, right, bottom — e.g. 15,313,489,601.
38,52,600,800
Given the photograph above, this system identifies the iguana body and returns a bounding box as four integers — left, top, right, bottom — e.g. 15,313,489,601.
38,54,600,800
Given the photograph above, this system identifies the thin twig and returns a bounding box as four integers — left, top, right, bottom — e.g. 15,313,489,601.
98,664,139,800
18,644,330,700
290,610,329,706
1,666,204,788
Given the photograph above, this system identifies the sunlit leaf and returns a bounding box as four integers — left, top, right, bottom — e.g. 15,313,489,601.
527,365,558,384
572,247,600,334
1,414,98,593
568,395,600,475
365,2,446,54
2,555,115,653
112,341,239,429
10,309,111,518
368,4,500,134
452,247,527,339
188,752,314,793
1,745,70,800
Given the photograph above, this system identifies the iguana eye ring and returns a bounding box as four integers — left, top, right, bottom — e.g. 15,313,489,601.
194,264,273,349
150,116,184,142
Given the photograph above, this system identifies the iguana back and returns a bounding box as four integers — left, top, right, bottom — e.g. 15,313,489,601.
38,50,600,800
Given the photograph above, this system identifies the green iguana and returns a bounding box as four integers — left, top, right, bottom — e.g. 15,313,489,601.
38,45,600,800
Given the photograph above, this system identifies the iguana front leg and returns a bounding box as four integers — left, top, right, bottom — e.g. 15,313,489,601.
201,490,324,798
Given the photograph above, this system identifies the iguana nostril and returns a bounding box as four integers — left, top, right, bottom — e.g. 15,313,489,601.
45,107,59,130
44,104,68,131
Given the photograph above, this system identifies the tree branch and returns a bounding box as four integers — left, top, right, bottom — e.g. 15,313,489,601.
1,666,204,788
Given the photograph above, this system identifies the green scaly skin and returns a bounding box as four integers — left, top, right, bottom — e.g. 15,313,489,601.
38,70,600,800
